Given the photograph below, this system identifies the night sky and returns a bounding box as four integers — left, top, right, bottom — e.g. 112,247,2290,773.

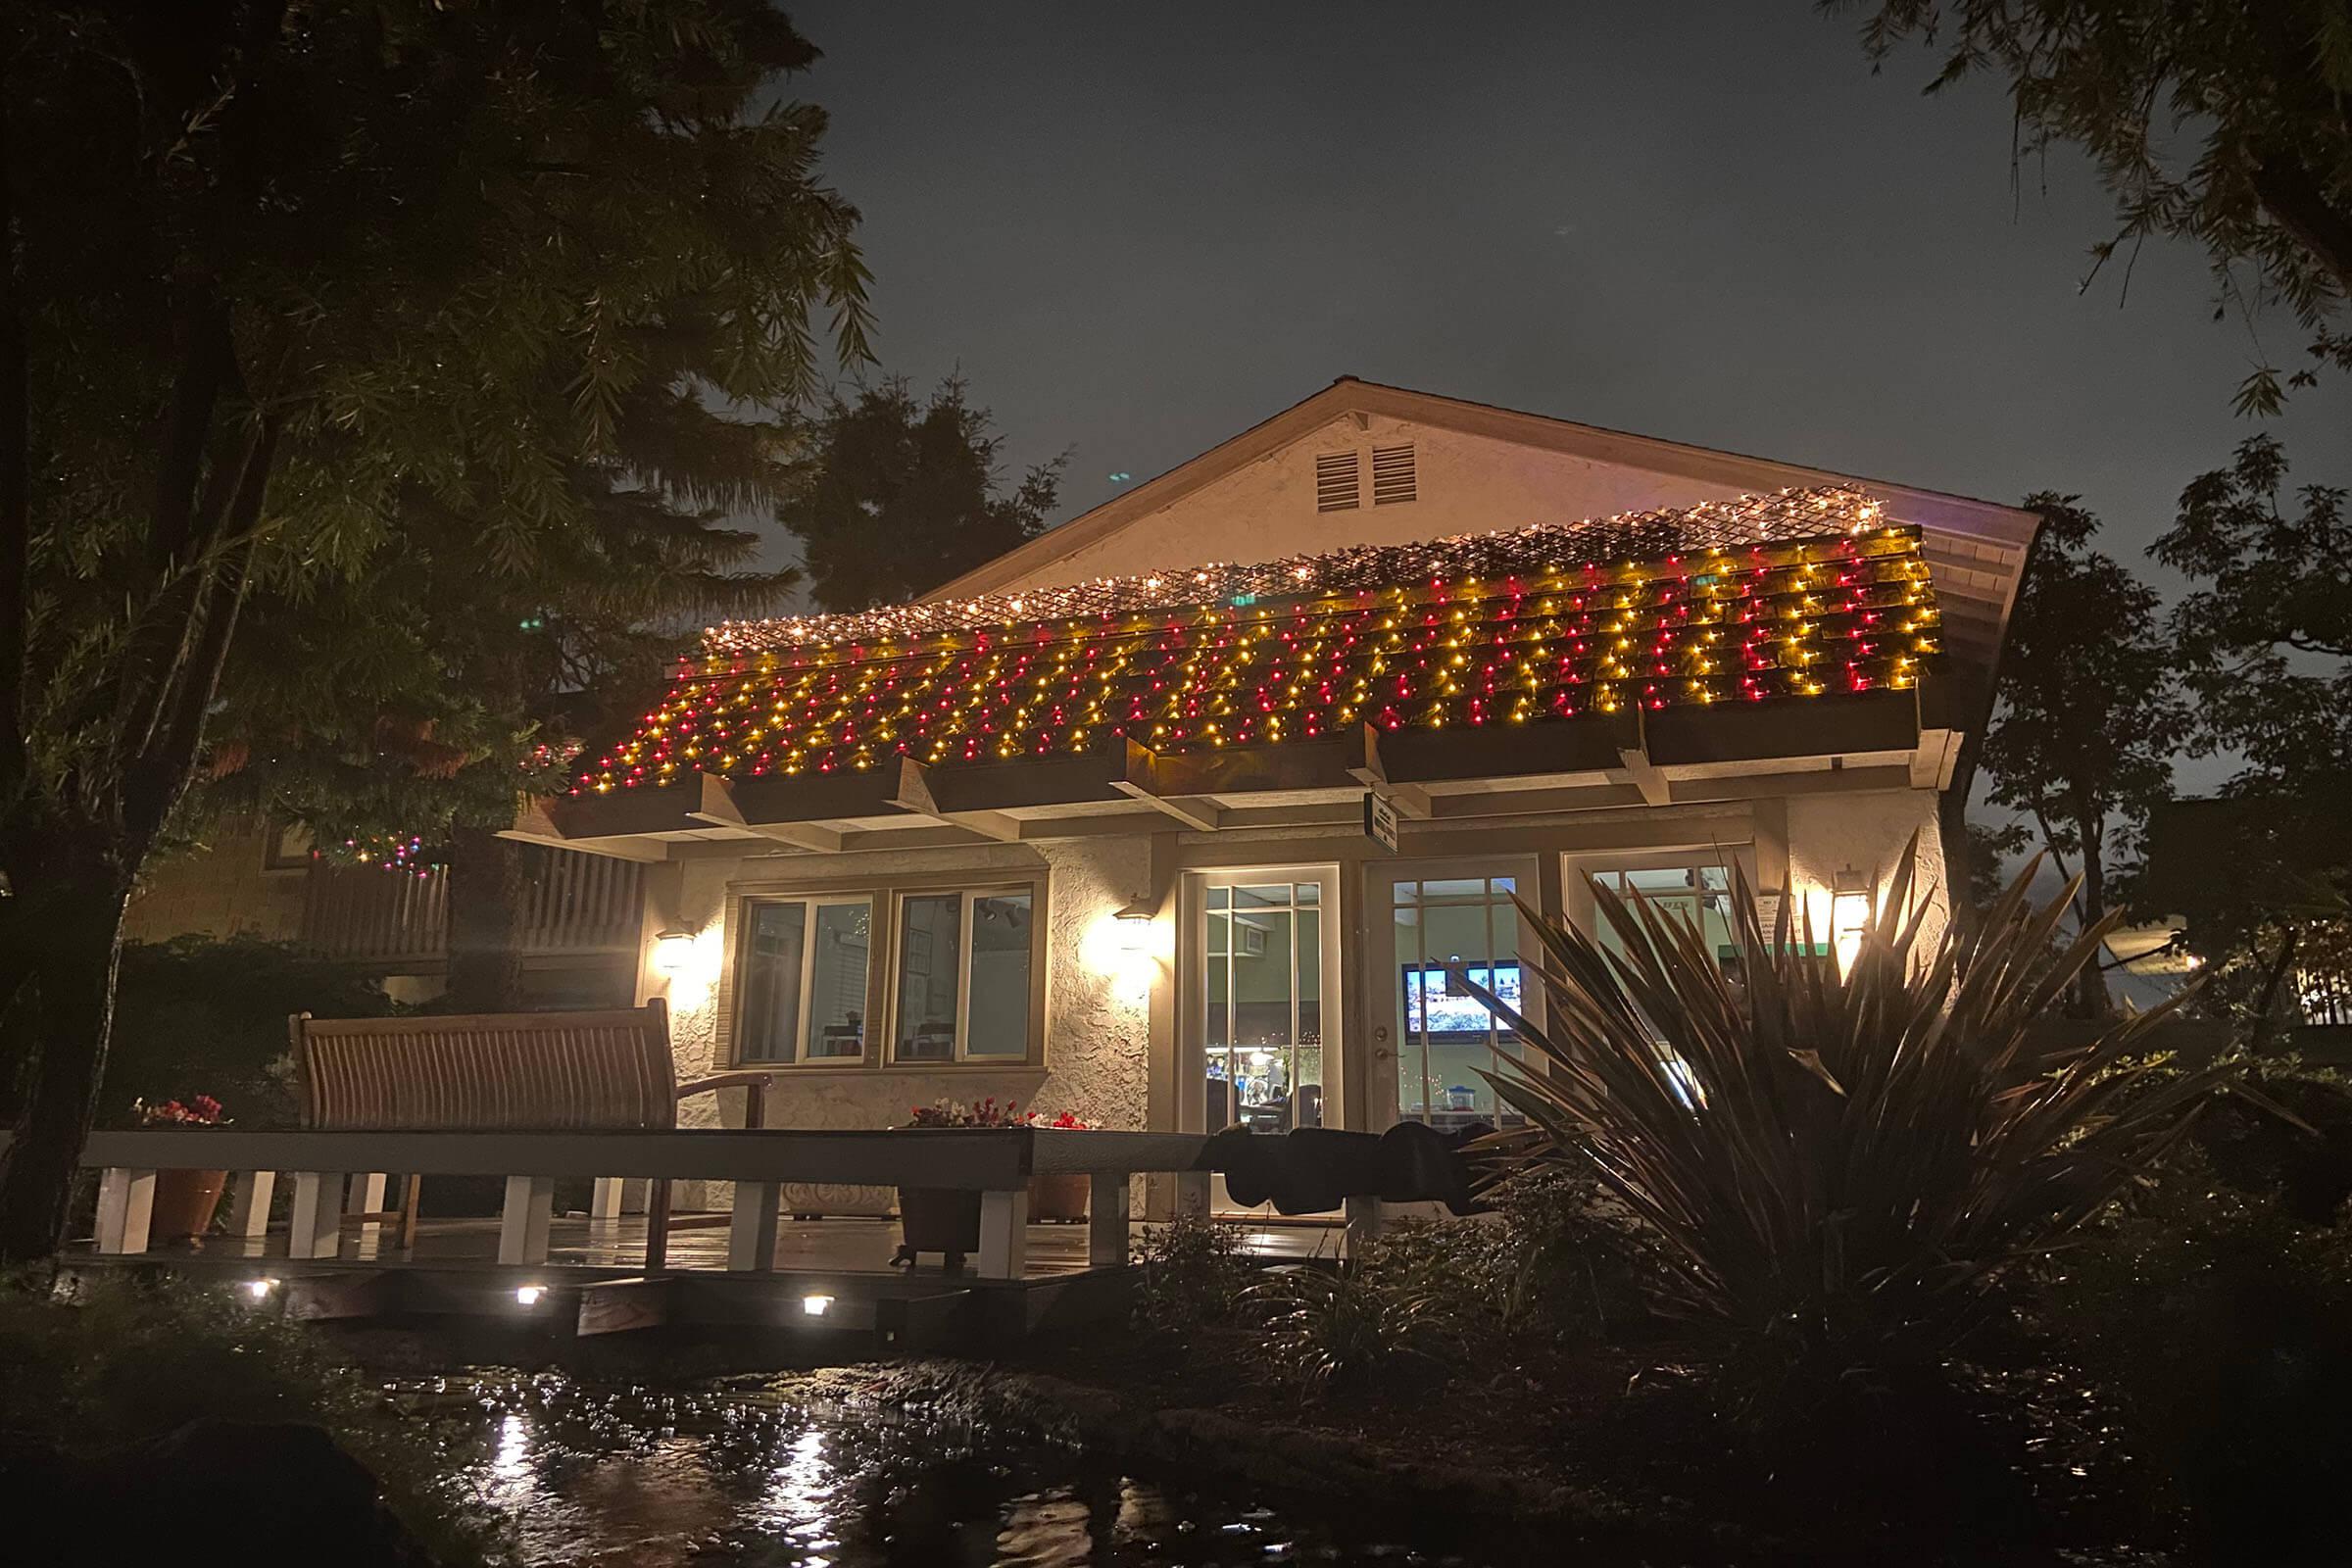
785,0,2343,612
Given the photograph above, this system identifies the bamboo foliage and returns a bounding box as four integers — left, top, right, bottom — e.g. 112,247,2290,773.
1458,835,2220,1367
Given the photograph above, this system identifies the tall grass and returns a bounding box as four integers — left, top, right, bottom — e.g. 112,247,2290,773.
1461,839,2222,1395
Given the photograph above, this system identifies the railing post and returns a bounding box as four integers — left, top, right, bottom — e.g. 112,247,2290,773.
95,1168,156,1255
225,1171,276,1239
1088,1173,1131,1269
346,1172,388,1236
499,1175,555,1266
727,1181,781,1271
289,1173,346,1259
978,1186,1030,1279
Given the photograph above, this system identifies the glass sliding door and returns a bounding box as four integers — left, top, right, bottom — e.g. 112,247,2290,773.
1202,879,1325,1134
1389,871,1529,1132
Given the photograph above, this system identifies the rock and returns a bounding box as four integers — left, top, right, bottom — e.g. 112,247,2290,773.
4,1419,439,1566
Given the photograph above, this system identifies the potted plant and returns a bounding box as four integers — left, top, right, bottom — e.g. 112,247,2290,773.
890,1098,1018,1269
1022,1108,1102,1222
132,1096,229,1242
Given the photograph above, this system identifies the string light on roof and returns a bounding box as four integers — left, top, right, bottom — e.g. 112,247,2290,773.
577,489,1933,794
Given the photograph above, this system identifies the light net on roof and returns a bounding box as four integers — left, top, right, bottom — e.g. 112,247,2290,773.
579,487,1939,794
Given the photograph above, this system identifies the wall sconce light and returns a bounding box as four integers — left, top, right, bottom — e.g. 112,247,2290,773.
1831,865,1874,976
1113,899,1153,954
652,927,696,975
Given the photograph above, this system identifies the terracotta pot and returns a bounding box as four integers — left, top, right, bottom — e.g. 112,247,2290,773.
894,1186,981,1267
1028,1171,1089,1223
150,1169,227,1241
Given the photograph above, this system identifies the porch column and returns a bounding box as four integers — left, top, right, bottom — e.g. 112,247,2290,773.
1088,1173,1130,1269
978,1186,1030,1279
498,1175,555,1266
94,1168,156,1255
225,1171,276,1239
1345,1194,1386,1256
590,1178,623,1222
727,1181,781,1272
288,1173,346,1259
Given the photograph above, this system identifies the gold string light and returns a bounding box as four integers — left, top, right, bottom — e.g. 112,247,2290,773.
575,487,1939,794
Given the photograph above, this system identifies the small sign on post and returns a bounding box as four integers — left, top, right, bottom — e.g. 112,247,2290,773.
1362,789,1399,855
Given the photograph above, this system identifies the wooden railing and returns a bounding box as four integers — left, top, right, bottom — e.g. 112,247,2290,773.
299,848,643,964
76,1126,1212,1279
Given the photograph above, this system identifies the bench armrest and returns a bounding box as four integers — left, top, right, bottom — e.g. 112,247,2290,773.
678,1070,771,1130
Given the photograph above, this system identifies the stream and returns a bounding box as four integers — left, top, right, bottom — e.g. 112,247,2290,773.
410,1374,2166,1567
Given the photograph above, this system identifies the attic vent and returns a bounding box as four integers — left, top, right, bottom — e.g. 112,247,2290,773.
1314,451,1360,512
1371,444,1417,506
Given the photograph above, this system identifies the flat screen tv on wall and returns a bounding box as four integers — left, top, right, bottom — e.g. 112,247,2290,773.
1402,962,1520,1035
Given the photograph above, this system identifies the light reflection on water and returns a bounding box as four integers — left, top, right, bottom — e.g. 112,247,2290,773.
419,1375,1538,1567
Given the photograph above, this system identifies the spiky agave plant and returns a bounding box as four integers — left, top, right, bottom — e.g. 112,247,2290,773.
1459,836,2220,1391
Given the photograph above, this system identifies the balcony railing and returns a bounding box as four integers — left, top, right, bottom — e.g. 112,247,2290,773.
298,847,643,964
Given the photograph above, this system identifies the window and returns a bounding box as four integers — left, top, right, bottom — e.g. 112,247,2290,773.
892,890,1035,1062
736,897,871,1063
1204,881,1324,1133
1392,873,1524,1131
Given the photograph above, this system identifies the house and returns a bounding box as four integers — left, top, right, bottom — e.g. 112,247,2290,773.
122,813,645,1010
504,377,2037,1216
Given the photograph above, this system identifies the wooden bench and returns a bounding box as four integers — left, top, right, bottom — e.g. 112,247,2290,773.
290,1001,766,1268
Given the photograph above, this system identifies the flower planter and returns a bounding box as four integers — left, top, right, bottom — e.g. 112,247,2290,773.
149,1169,227,1241
892,1186,980,1269
1028,1171,1089,1223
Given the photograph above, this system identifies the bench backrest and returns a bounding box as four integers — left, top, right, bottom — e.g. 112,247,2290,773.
292,1002,676,1132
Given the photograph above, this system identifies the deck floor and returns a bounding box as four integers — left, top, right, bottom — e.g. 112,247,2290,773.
79,1211,1342,1282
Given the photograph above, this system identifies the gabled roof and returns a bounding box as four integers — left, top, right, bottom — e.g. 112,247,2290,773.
577,486,1937,795
928,376,2035,714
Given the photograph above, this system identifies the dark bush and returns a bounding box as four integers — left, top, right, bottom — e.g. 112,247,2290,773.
2037,1150,2352,1562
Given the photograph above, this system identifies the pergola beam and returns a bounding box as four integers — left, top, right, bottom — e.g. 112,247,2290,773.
1347,723,1432,817
891,758,1023,842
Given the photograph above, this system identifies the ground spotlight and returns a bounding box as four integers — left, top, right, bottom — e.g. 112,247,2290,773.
802,1294,834,1318
515,1285,545,1306
242,1277,278,1300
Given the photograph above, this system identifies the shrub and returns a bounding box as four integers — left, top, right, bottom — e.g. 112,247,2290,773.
1131,1211,1252,1335
2039,1149,2352,1561
102,935,401,1128
1467,840,2224,1411
1247,1261,1454,1397
0,1270,511,1563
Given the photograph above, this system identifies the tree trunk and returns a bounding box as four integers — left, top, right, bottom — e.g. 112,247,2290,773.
0,873,131,1263
2075,815,2113,1019
443,823,529,1013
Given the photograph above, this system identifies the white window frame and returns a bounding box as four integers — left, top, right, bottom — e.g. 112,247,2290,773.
732,894,874,1067
886,884,1043,1065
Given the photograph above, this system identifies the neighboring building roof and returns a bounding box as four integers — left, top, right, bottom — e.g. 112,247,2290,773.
576,485,1937,794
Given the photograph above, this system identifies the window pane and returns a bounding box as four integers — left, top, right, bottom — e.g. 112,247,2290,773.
1234,883,1290,909
895,895,961,1061
1420,876,1487,901
1294,881,1320,906
738,902,808,1063
965,893,1032,1057
1206,885,1231,910
803,901,870,1059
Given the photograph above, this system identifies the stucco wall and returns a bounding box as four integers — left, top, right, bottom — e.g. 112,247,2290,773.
988,411,1738,591
1786,788,1951,956
644,835,1157,1209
